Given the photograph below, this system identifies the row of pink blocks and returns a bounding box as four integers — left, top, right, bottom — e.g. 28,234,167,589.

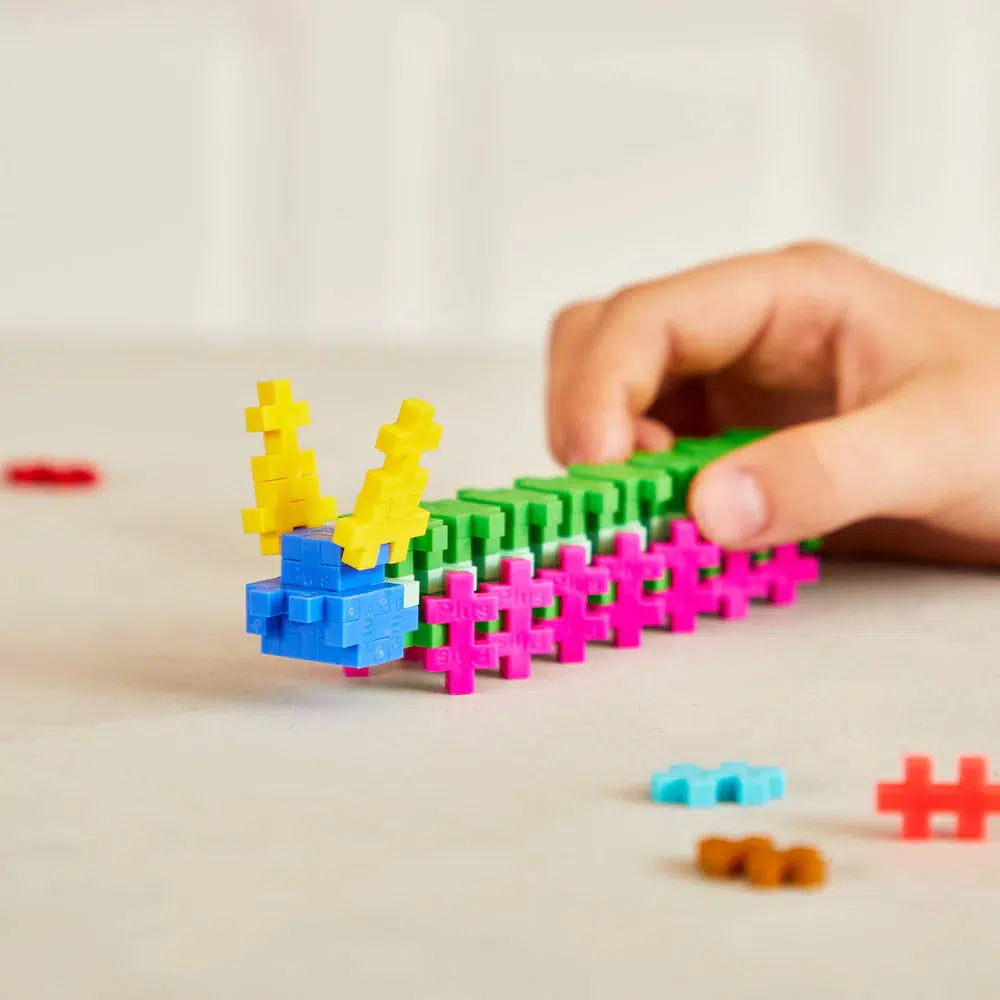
401,519,820,695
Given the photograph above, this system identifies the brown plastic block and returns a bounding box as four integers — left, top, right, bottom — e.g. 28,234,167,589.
696,835,827,890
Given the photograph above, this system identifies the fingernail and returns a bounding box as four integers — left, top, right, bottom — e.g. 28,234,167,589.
693,465,768,545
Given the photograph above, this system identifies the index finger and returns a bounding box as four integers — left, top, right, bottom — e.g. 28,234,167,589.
548,242,854,465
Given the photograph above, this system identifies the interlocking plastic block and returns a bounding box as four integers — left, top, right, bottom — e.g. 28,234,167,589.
876,755,1000,839
407,570,500,695
280,528,388,590
761,542,820,604
458,487,563,552
534,545,611,662
705,551,770,620
593,532,666,647
246,577,417,671
648,519,720,632
697,836,826,889
477,558,555,679
515,476,619,540
4,460,102,487
627,449,701,514
334,398,441,569
568,463,672,529
422,499,506,564
651,762,786,807
243,380,337,554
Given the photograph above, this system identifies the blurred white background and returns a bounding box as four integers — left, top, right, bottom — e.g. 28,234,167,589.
1,0,999,348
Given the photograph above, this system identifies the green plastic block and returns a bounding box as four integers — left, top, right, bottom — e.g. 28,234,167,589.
800,537,823,554
750,549,772,565
535,598,560,620
476,618,502,634
723,427,772,446
567,463,672,527
390,516,446,578
416,565,445,594
385,552,414,578
422,499,506,563
627,450,701,512
458,487,563,550
515,475,619,538
671,435,738,465
405,622,448,648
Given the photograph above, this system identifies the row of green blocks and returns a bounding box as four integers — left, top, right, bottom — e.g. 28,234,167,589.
389,430,819,647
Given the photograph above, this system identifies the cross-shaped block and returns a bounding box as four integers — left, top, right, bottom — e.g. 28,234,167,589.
478,558,555,680
650,762,786,807
763,543,820,605
593,532,666,647
535,545,611,663
649,519,720,632
409,570,500,694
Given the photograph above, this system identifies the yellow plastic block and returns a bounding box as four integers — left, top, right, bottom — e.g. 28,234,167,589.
251,449,317,483
334,398,441,570
242,379,336,556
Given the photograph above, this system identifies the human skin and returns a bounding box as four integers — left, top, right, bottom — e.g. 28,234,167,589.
545,241,1000,567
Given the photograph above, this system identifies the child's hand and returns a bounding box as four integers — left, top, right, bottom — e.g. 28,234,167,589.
546,242,1000,565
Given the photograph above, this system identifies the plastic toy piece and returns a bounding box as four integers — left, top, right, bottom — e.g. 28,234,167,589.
407,571,500,695
515,475,619,539
651,763,786,807
697,836,827,889
535,545,611,663
458,487,563,553
593,532,667,647
422,499,505,565
648,519,721,632
761,542,820,605
479,558,555,680
4,460,101,487
876,755,1000,839
334,398,441,570
243,380,336,554
567,463,673,529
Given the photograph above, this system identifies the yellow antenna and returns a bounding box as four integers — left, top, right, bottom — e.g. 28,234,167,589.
242,380,336,555
334,398,441,569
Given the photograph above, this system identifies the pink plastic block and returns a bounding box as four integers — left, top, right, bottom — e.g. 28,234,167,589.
594,532,666,647
409,571,499,695
649,519,720,632
479,558,555,680
536,545,611,663
764,543,820,605
343,667,370,678
707,551,769,620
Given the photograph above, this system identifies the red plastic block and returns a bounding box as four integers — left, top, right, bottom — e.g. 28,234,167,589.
408,571,499,695
535,545,611,663
5,460,101,488
649,520,720,632
876,755,1000,839
594,532,666,647
479,558,555,680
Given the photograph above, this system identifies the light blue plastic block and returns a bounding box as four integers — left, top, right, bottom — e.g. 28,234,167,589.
649,762,786,807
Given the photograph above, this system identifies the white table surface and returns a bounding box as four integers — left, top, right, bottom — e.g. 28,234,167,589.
2,343,999,1000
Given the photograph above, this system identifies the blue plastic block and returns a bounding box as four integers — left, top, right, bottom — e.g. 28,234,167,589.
649,762,786,807
246,579,286,618
286,591,326,624
323,603,419,648
322,581,404,622
320,632,406,668
279,530,389,591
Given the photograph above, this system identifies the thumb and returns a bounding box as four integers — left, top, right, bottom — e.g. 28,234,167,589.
689,376,969,548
